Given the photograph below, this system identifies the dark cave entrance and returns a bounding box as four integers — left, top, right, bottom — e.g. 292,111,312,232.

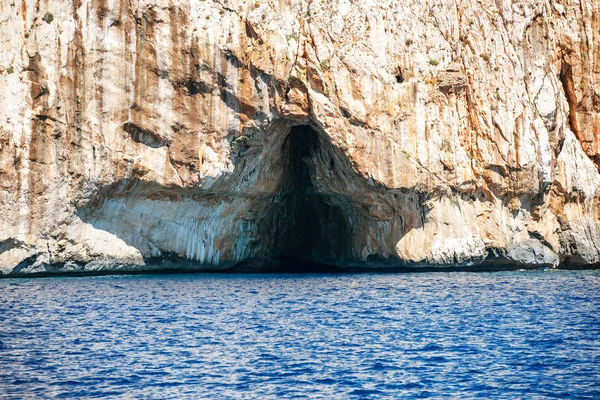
272,125,350,272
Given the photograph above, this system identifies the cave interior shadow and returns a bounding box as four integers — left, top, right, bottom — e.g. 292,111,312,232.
268,125,350,272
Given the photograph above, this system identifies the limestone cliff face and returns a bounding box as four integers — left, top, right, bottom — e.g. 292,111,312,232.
1,0,600,275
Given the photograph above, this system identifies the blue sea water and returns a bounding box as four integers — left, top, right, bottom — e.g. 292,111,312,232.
0,270,599,399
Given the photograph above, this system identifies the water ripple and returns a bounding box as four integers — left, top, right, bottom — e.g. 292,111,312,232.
0,270,599,398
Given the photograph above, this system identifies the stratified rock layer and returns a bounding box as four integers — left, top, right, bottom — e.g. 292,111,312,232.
1,0,599,275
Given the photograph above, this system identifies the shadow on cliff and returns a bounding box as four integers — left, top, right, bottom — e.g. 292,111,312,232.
76,122,428,272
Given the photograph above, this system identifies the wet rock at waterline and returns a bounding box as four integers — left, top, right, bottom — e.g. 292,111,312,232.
1,0,600,275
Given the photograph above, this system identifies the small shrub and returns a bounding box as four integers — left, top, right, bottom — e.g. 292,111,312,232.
231,133,254,152
429,59,439,66
206,15,210,20
6,66,14,74
42,12,54,24
440,139,451,152
219,10,225,15
320,59,330,71
480,53,490,62
405,39,413,46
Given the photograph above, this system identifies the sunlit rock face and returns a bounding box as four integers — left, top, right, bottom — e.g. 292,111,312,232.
1,0,599,275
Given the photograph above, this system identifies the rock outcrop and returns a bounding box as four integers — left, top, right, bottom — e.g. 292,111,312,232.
1,0,599,275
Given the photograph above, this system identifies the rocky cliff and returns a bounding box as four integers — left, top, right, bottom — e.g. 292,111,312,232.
1,0,599,275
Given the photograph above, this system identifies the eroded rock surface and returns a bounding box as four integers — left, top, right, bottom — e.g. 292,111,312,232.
1,0,599,275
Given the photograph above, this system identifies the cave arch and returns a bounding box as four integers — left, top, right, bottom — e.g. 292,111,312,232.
267,124,351,272
76,119,417,274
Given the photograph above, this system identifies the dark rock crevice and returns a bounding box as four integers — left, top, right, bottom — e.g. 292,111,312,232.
560,61,580,141
123,122,171,148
